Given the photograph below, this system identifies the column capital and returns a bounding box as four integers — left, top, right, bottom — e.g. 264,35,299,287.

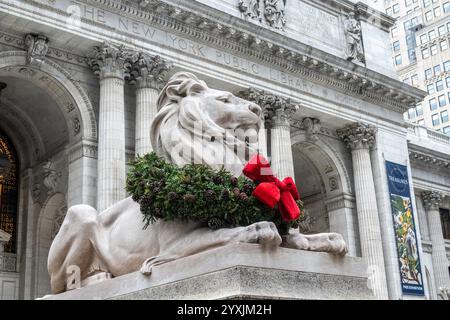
127,52,173,89
337,122,376,151
422,191,443,211
238,87,299,127
85,42,133,80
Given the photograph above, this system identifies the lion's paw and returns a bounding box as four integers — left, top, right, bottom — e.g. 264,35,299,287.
327,233,348,256
241,221,282,247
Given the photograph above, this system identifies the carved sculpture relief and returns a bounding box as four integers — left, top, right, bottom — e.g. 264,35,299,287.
239,0,286,30
344,12,365,64
42,160,62,195
302,118,321,142
24,34,49,66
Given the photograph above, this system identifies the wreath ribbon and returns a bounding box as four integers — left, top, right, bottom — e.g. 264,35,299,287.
243,154,300,222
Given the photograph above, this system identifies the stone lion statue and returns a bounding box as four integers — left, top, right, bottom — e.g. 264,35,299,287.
47,72,347,294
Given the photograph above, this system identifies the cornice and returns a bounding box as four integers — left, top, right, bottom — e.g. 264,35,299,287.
409,149,450,169
9,0,425,113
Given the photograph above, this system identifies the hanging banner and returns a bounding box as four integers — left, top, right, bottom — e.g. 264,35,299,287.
386,161,424,296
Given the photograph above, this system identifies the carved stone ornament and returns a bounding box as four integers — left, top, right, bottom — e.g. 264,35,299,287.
344,12,365,64
85,42,133,79
127,52,173,89
24,34,49,66
42,160,62,195
337,122,376,151
302,118,321,142
238,87,298,127
421,191,443,211
47,73,347,295
239,0,287,31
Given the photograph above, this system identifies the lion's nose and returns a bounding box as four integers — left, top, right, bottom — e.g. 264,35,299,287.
249,104,262,117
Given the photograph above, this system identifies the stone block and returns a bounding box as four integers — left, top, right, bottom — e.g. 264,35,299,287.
43,243,374,300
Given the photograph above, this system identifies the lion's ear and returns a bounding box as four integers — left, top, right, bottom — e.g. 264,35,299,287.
186,83,206,96
164,81,206,102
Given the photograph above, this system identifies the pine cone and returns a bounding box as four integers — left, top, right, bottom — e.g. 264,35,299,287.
168,191,177,201
243,184,253,194
204,189,215,202
230,176,238,186
140,195,153,206
233,188,241,197
132,194,140,202
221,189,230,200
213,176,224,185
153,186,161,194
239,193,249,202
207,217,225,230
154,207,163,218
183,194,196,203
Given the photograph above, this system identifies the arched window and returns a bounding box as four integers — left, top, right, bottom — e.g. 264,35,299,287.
0,131,18,253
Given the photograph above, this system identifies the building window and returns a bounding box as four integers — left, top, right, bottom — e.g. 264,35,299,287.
434,6,442,17
444,2,450,13
432,113,440,126
441,40,448,51
441,110,449,122
420,33,428,44
438,25,447,36
395,54,402,65
440,209,450,240
443,126,450,134
0,131,19,254
425,68,433,79
423,0,431,7
393,41,401,52
427,83,435,94
422,48,430,59
411,74,419,86
430,98,438,110
430,44,438,55
392,27,399,38
438,95,447,107
434,64,442,75
445,60,450,72
429,30,437,40
416,104,424,116
425,10,433,21
436,80,444,91
408,108,417,119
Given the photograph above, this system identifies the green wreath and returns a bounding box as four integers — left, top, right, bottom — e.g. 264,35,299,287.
126,152,302,235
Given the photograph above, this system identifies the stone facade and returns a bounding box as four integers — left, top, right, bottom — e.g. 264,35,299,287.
0,0,448,300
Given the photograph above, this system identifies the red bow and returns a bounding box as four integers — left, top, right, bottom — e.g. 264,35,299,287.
243,154,300,222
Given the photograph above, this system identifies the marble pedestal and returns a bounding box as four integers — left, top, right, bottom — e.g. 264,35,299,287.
43,244,375,300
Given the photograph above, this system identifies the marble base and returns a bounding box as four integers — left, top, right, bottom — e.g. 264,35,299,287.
43,244,375,300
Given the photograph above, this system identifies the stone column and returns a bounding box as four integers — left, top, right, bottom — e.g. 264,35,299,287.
128,53,172,155
422,191,450,292
238,88,298,178
268,98,298,179
337,122,389,299
66,139,98,208
86,42,131,212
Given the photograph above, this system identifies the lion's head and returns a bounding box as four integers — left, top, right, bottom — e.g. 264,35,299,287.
150,72,262,176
